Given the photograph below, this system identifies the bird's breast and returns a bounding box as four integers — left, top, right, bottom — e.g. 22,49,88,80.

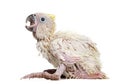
36,41,60,67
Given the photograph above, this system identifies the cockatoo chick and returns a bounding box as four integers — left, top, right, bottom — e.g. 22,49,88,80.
22,13,107,80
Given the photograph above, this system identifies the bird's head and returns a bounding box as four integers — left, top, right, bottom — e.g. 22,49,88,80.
25,13,55,40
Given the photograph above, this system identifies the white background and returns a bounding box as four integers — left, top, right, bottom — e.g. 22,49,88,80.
0,0,120,84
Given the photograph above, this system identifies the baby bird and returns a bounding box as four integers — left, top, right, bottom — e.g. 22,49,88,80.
22,13,107,80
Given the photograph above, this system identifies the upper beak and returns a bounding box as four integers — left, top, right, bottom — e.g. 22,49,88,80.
25,14,37,32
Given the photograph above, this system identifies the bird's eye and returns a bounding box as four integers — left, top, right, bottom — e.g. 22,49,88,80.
40,17,45,22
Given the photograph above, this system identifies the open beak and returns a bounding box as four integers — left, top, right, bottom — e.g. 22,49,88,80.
25,14,37,32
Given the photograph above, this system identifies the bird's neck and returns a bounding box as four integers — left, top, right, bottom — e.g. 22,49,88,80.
37,36,51,42
36,36,51,60
36,30,54,42
36,36,51,52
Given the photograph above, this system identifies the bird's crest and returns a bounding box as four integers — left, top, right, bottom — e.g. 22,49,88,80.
48,14,55,20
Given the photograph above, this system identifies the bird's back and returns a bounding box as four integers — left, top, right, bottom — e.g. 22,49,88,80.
49,32,102,78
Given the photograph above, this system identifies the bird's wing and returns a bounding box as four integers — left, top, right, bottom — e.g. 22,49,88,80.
50,32,101,74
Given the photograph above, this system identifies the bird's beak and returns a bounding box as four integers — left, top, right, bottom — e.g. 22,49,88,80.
25,14,37,32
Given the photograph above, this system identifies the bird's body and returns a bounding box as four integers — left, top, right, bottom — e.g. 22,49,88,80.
22,13,107,80
36,32,103,79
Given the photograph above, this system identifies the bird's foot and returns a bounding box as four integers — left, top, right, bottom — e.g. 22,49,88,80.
21,64,66,80
44,69,66,79
21,71,59,80
88,72,107,79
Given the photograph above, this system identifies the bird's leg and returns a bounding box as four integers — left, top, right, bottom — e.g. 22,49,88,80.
43,69,66,79
43,64,66,80
53,64,66,79
21,64,66,80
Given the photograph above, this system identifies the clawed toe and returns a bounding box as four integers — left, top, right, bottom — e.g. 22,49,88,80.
21,72,43,79
21,72,60,80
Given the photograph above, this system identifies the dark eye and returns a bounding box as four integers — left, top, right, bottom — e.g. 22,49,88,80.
40,17,45,22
